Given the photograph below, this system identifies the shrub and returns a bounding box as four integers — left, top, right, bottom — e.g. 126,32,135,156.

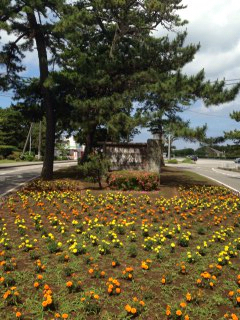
182,158,195,164
6,151,21,160
167,159,178,164
77,153,110,188
21,152,35,161
107,171,160,191
0,145,18,158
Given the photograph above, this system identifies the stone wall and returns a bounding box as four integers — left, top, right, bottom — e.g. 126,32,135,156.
99,139,161,173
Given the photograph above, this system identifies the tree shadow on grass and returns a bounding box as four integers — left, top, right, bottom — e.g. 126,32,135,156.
160,166,217,187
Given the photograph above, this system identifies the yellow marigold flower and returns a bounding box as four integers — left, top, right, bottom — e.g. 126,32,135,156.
186,292,192,301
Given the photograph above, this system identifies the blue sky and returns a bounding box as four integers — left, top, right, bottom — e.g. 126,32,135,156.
1,0,240,150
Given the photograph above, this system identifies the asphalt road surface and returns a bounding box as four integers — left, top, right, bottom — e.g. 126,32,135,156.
168,158,240,194
0,161,77,197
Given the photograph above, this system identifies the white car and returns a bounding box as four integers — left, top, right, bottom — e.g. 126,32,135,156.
234,158,240,163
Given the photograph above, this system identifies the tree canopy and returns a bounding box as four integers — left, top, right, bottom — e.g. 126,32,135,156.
0,1,240,175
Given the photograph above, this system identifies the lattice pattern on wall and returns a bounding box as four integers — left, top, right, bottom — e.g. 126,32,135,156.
101,142,148,170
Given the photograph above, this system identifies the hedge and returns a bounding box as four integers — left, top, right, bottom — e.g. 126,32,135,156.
0,145,18,158
107,171,160,191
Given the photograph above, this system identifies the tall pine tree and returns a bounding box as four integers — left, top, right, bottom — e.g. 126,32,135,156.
0,0,65,179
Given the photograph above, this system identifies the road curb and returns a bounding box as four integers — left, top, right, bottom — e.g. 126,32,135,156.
0,160,77,169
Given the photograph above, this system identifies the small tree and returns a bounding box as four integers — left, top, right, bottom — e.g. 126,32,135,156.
78,153,110,189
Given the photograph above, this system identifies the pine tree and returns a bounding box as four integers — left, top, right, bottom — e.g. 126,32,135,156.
224,111,240,144
0,0,65,179
54,0,200,161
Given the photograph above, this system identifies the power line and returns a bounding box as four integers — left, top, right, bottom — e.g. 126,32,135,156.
185,109,230,118
0,94,13,98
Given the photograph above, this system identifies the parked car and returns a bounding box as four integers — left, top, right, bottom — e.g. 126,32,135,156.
234,158,240,164
188,155,198,161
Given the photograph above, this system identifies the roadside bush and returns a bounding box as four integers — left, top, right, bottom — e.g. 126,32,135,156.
21,152,35,161
7,151,21,160
77,153,110,188
0,145,18,158
167,159,178,164
181,158,195,164
107,171,160,191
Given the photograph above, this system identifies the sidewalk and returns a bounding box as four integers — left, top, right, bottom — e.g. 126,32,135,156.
0,160,77,169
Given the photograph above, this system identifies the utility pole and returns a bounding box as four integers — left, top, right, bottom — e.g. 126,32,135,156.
37,121,42,160
21,123,33,158
168,134,171,160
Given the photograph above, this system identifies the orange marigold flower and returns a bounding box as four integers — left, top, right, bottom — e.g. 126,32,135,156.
180,302,186,308
37,274,43,280
34,282,40,288
66,281,73,287
236,296,240,303
209,282,214,287
133,297,138,302
94,294,99,300
231,314,239,320
55,313,61,318
185,315,190,320
42,300,48,307
88,268,94,274
139,300,145,306
62,314,68,319
166,305,171,316
3,290,11,300
125,304,132,312
16,312,22,318
176,309,182,316
100,271,105,277
44,284,50,290
112,261,116,267
161,278,166,284
116,288,121,294
229,291,235,297
131,308,137,314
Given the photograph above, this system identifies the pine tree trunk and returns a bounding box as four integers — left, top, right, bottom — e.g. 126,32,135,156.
80,129,96,164
27,12,55,180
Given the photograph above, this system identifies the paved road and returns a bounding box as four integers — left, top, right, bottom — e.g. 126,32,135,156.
168,159,240,193
0,161,77,197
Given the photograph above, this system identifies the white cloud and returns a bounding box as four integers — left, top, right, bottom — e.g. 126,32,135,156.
181,0,240,80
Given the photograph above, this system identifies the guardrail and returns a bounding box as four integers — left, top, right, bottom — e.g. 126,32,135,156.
219,162,240,171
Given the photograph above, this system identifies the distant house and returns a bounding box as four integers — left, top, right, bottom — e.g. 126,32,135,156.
54,135,83,160
207,147,225,158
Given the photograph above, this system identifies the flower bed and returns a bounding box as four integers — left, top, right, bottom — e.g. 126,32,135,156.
0,182,240,319
107,171,160,191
